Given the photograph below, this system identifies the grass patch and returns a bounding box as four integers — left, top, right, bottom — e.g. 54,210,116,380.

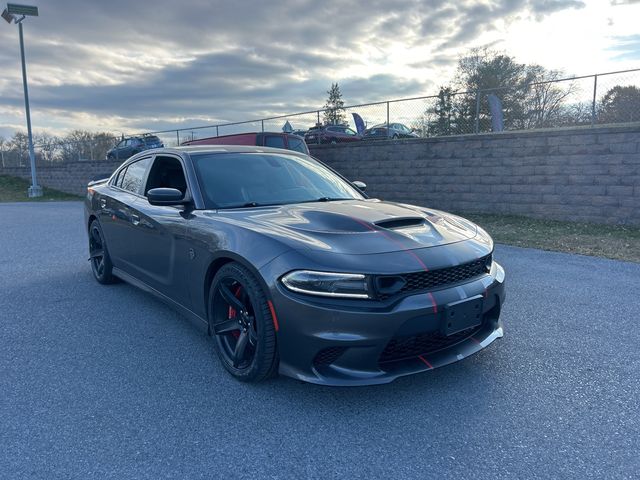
464,213,640,263
0,175,80,202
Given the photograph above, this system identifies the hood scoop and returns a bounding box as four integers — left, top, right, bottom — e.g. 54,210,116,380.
374,217,426,230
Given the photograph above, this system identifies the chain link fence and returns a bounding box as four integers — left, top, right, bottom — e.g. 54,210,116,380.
143,67,639,144
1,68,638,167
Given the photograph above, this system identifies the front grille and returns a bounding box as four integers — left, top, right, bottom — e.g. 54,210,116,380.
379,325,481,364
313,347,347,367
376,254,491,300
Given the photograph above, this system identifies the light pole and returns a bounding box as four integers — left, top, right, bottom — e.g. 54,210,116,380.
2,3,41,197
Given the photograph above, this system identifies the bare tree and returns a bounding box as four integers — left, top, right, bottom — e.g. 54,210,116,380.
522,67,577,129
34,132,60,163
11,132,29,166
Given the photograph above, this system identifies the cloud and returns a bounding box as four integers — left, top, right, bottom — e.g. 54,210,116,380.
606,34,640,61
0,0,590,135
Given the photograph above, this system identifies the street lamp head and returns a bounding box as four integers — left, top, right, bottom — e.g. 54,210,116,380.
6,3,38,17
1,8,15,23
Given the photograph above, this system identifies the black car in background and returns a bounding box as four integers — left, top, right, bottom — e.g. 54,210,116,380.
85,145,506,386
290,129,308,138
106,135,164,160
304,125,361,144
363,123,420,140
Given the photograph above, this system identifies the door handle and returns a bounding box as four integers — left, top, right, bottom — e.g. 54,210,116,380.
131,214,140,226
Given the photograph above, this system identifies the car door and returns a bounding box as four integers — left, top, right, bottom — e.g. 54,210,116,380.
127,154,191,307
99,156,153,270
343,127,359,142
130,138,144,155
124,139,135,158
113,140,126,160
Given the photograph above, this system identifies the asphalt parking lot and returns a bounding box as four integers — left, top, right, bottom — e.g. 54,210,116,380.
1,201,638,479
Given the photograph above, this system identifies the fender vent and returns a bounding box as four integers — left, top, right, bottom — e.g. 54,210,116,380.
374,217,425,230
313,347,347,366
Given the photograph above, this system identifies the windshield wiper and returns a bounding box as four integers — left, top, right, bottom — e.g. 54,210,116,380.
316,197,352,202
220,201,282,209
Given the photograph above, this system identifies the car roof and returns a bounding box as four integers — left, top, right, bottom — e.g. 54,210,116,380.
155,145,309,157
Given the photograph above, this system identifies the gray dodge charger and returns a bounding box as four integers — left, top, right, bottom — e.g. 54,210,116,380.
85,145,506,386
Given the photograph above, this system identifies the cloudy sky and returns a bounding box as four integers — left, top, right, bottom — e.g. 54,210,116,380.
0,0,638,139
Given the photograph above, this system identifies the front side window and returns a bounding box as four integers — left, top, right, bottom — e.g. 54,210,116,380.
192,152,364,209
119,157,151,194
345,128,357,136
144,156,187,196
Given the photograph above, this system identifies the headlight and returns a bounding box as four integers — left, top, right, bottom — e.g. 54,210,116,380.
281,270,370,299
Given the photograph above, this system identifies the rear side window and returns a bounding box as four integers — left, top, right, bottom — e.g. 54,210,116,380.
288,137,308,154
120,157,151,194
264,135,286,149
112,167,126,187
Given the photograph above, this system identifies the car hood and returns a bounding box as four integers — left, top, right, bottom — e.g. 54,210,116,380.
210,200,478,254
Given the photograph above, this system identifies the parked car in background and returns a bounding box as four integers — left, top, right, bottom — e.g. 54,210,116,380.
304,125,361,145
363,123,420,140
106,135,164,160
290,129,308,138
182,132,309,155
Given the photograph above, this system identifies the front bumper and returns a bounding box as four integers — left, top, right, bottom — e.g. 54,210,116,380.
268,261,506,386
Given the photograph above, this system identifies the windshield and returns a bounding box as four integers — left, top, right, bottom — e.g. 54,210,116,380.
192,152,364,209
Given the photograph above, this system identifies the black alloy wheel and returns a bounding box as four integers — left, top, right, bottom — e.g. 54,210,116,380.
209,262,278,382
89,220,115,284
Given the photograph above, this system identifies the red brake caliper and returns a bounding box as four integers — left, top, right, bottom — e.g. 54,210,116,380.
228,286,242,338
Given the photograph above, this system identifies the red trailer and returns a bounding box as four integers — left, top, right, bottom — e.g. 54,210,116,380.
182,132,309,155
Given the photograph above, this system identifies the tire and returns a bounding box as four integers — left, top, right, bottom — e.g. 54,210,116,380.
392,134,399,139
208,262,279,382
89,220,116,284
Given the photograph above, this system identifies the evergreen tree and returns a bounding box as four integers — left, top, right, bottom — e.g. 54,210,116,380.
598,85,640,124
323,83,346,125
427,87,454,136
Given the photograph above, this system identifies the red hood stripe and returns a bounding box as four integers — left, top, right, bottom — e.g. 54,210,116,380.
418,355,433,368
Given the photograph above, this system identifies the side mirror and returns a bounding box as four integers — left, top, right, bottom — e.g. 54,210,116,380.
352,180,367,192
147,187,187,206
